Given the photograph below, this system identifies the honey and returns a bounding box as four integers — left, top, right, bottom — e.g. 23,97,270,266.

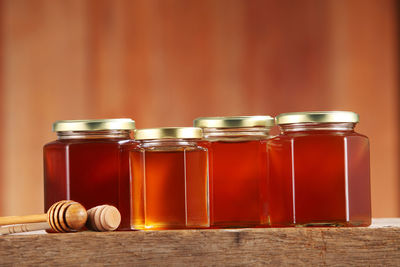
194,116,274,228
267,111,371,227
131,127,209,230
43,119,136,230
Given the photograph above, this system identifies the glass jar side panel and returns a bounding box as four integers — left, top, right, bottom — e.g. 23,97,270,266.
118,140,138,230
44,142,68,212
258,139,269,225
145,150,186,229
184,147,209,227
131,147,209,230
67,142,120,211
346,134,371,226
267,137,295,226
206,140,268,228
292,134,347,225
131,149,146,228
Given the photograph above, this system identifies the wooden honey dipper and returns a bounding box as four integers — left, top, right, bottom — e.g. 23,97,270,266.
0,200,87,233
86,205,121,231
0,201,121,235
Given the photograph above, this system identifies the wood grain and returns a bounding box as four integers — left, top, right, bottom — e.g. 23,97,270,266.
0,218,399,266
0,0,398,217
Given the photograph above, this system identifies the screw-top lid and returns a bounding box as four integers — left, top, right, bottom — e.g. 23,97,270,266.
275,111,359,125
193,116,274,128
53,119,135,132
135,127,202,140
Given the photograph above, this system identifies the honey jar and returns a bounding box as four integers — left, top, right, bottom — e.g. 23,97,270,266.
193,116,274,228
43,119,136,230
268,111,371,226
131,127,209,230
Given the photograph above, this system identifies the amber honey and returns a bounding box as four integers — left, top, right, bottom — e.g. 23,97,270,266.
204,140,268,227
194,116,274,228
43,119,136,230
131,127,209,230
268,112,371,227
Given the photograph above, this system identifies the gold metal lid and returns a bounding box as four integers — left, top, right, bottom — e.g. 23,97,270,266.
135,127,202,140
53,119,135,132
275,111,359,125
193,116,274,128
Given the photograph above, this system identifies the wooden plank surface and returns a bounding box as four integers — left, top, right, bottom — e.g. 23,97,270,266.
0,219,399,266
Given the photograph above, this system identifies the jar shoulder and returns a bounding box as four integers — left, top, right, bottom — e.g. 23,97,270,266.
269,131,368,142
43,140,65,150
133,144,207,152
44,138,136,150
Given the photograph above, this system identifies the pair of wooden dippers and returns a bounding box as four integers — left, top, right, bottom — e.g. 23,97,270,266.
0,200,121,235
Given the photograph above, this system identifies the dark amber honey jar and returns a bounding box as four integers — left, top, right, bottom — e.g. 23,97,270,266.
268,111,371,227
193,116,274,228
43,119,136,230
131,127,209,230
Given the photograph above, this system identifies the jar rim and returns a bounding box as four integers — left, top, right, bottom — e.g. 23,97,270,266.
275,111,359,125
193,115,274,128
53,118,135,132
135,127,202,140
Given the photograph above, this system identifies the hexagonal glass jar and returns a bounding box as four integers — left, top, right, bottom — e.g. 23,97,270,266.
194,116,274,228
43,119,136,230
131,127,209,230
267,111,371,227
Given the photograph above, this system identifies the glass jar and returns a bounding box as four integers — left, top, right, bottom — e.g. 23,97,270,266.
193,116,274,228
268,111,371,227
131,127,209,230
43,119,136,230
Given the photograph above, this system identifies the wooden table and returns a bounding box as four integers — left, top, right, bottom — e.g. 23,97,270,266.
1,219,399,266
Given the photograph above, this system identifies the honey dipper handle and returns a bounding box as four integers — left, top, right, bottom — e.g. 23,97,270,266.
0,214,47,226
0,222,50,235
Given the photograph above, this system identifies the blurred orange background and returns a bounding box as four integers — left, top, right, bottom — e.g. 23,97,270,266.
0,0,398,218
